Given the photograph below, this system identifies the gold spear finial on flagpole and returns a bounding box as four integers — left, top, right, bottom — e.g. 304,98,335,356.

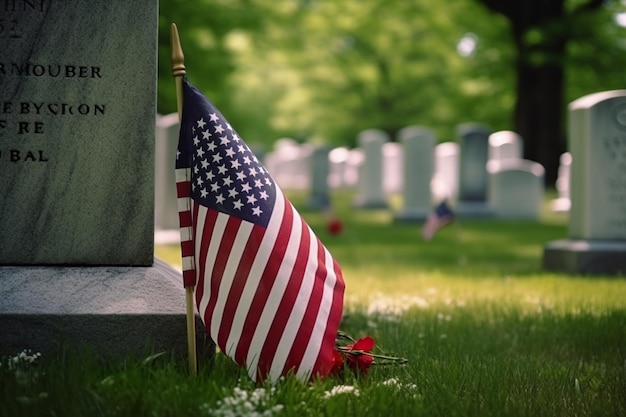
170,23,186,76
170,22,197,377
170,23,186,120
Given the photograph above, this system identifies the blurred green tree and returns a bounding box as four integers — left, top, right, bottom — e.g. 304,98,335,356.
473,0,626,183
229,0,513,145
157,0,261,120
159,0,626,184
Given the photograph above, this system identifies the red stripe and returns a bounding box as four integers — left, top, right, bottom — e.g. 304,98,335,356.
182,269,196,288
176,180,190,198
180,239,194,257
202,215,241,341
179,211,192,228
233,201,294,366
280,235,329,376
216,225,266,353
256,216,311,379
312,258,345,377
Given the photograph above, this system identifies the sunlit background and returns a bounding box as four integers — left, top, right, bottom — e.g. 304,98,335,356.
157,0,626,187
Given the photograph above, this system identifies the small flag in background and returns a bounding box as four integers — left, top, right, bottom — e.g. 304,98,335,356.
421,200,455,241
175,78,345,383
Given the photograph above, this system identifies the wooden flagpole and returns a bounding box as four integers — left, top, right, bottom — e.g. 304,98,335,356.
170,22,197,377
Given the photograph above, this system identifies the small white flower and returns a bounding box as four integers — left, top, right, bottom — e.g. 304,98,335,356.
436,313,452,321
323,385,360,398
367,320,378,328
366,293,429,318
6,350,41,371
202,385,284,417
380,378,418,396
382,378,400,387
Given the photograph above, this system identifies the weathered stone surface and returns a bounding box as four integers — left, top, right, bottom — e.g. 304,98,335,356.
0,0,157,265
543,90,626,275
0,259,213,359
543,240,626,276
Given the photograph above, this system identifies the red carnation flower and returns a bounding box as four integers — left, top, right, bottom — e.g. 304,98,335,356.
327,218,343,235
329,348,344,375
331,332,406,377
344,336,375,373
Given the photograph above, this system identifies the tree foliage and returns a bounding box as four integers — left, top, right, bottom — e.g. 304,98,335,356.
157,0,260,120
158,0,626,178
472,0,626,182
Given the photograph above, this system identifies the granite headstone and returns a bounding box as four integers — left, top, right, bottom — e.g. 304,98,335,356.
487,159,544,219
488,130,523,162
265,138,311,190
155,113,181,237
307,144,331,209
382,141,404,195
456,123,494,217
0,1,211,359
328,146,350,188
0,0,155,265
353,129,389,208
543,90,626,275
551,152,572,212
394,126,435,221
432,141,459,202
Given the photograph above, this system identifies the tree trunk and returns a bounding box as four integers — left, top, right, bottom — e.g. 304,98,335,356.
475,0,575,186
513,48,566,186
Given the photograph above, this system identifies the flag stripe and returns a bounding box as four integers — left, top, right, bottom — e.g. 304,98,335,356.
199,210,232,339
268,225,320,378
176,167,195,287
255,208,312,380
178,226,191,242
244,195,298,379
180,240,194,257
311,256,344,377
196,206,220,322
213,220,260,353
179,211,192,229
228,193,289,367
217,224,267,355
301,251,343,379
194,204,212,311
176,173,190,195
206,214,245,341
279,235,328,378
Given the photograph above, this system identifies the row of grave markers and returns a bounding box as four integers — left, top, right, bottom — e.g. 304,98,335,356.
155,121,547,231
155,91,626,274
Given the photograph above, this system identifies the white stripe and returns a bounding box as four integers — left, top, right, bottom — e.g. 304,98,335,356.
179,227,192,242
178,197,191,212
295,245,338,380
175,168,190,182
210,219,254,348
268,221,319,379
225,192,287,381
181,256,194,272
197,209,229,331
246,196,302,381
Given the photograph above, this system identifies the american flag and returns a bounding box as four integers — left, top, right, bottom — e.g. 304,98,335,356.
421,200,455,241
175,78,345,383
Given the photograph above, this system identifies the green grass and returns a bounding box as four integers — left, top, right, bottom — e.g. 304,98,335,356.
3,190,626,416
